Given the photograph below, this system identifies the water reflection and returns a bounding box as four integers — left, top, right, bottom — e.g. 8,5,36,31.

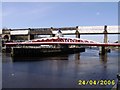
99,54,109,74
99,53,108,64
10,54,69,62
75,53,80,64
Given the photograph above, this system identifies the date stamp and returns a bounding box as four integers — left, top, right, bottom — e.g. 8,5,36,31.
78,79,115,86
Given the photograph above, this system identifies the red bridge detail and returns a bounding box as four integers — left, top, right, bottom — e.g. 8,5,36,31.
5,37,120,47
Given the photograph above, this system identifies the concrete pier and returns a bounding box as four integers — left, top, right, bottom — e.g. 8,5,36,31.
50,27,55,37
99,25,110,55
75,26,80,38
104,25,108,44
99,46,106,55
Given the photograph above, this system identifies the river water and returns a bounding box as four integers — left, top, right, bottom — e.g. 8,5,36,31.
2,48,119,89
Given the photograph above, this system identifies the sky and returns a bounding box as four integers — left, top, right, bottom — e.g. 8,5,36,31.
1,2,119,42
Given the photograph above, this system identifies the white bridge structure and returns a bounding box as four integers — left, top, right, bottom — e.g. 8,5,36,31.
52,26,119,35
8,26,119,35
2,25,119,43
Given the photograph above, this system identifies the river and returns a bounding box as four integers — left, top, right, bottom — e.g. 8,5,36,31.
2,48,119,89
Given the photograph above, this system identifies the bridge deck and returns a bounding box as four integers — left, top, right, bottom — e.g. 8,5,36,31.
5,37,120,47
5,42,120,47
6,26,119,35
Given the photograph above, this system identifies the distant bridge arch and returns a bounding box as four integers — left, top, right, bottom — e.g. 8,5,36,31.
3,35,9,40
2,34,11,41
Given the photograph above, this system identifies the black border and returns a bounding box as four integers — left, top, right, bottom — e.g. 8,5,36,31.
1,88,112,90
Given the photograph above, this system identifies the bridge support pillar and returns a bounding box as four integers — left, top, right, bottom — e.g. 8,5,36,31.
28,34,34,40
28,34,30,41
99,25,111,55
104,25,111,53
50,27,55,37
75,26,80,48
76,33,80,38
99,46,106,55
28,29,31,40
99,46,111,55
104,25,108,44
75,26,80,38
